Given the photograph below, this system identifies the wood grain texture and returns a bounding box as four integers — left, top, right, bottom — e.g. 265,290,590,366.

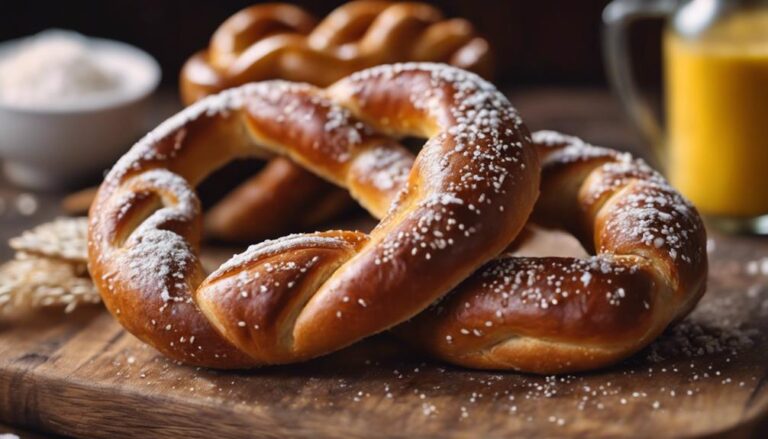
0,89,766,438
0,227,767,438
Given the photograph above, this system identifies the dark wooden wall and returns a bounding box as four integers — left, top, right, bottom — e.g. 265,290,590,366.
0,0,663,87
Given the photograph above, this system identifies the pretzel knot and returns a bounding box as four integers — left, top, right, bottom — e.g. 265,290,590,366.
89,64,707,373
180,1,493,103
89,64,538,368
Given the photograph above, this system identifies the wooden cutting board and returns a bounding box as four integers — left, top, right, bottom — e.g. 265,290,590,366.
0,89,766,438
0,222,766,439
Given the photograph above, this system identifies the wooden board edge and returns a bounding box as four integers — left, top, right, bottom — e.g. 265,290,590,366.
0,363,374,439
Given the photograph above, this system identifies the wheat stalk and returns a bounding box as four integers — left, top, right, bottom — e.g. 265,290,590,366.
0,217,100,314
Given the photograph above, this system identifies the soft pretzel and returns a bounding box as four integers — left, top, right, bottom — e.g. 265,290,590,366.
400,131,708,373
181,1,494,242
88,64,538,368
180,1,493,102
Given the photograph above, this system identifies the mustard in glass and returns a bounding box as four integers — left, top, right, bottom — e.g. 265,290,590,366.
604,0,768,233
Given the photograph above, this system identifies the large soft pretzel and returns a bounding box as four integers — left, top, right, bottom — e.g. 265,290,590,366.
88,64,538,368
180,1,494,242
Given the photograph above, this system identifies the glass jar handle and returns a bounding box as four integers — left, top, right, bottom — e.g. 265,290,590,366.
603,0,677,166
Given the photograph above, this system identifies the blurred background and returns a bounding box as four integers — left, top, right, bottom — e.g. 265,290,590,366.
0,0,663,88
0,0,661,252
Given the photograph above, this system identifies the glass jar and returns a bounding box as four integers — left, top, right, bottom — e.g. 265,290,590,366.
604,0,768,233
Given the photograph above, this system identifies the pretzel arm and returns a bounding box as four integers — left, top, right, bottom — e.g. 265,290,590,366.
398,131,708,373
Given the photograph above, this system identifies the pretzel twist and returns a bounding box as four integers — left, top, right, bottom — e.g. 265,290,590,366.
89,64,537,368
180,1,493,103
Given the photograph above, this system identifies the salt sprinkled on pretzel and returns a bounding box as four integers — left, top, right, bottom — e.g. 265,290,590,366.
88,63,538,368
400,130,708,373
90,64,706,373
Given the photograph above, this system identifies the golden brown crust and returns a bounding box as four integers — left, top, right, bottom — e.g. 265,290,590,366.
90,63,706,373
182,1,494,242
180,1,493,102
398,131,708,373
88,64,537,368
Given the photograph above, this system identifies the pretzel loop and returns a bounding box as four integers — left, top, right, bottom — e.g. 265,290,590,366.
208,4,317,69
400,131,707,373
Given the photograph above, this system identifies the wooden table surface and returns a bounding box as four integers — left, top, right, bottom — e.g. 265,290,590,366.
0,88,766,438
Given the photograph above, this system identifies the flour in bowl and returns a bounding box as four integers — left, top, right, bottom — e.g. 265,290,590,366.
0,30,121,105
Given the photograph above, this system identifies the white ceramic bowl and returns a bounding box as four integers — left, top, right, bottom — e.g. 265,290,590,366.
0,36,161,190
